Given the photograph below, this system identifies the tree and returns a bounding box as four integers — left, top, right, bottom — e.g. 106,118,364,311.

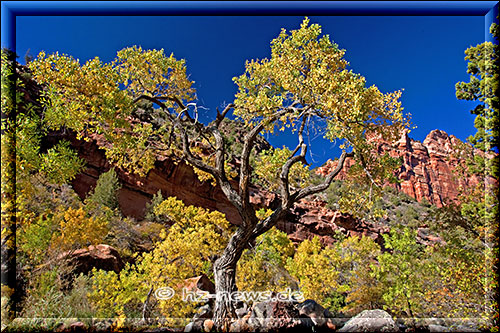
1,49,18,322
86,167,121,211
28,18,408,329
376,228,427,319
237,226,296,293
455,19,499,153
422,233,489,323
286,237,346,312
2,49,87,326
338,235,384,315
455,16,499,327
89,197,233,324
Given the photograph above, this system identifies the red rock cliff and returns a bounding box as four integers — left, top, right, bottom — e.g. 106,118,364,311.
63,128,492,246
61,133,384,246
315,129,490,207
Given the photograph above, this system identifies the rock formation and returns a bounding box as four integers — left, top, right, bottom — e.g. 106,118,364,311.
61,132,388,246
62,128,476,245
17,61,485,245
337,309,399,332
316,129,489,207
57,244,124,276
51,124,487,246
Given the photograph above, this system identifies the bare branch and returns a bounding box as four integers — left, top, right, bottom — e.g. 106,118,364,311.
279,115,309,206
133,94,198,123
177,124,217,175
133,94,243,213
133,94,169,111
156,95,187,110
215,103,235,128
238,106,303,212
251,150,354,242
291,150,354,202
358,152,380,187
210,126,243,211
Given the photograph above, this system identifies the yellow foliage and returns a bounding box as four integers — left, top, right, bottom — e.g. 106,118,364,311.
237,227,296,293
423,244,490,321
89,197,233,325
51,206,109,251
28,46,196,177
254,147,311,191
255,208,273,221
233,17,408,144
286,237,342,310
338,236,384,315
189,145,238,185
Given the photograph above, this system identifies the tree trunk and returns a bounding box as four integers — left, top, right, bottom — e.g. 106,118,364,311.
212,228,251,331
212,259,238,331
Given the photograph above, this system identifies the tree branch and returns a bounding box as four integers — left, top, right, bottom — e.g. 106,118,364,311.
210,124,244,213
358,152,379,187
133,94,170,110
279,114,309,207
250,149,353,240
215,103,235,128
291,150,354,202
133,94,244,214
238,106,303,217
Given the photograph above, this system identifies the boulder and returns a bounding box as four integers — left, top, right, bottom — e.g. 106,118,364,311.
235,302,249,319
183,277,215,333
203,319,214,332
183,274,216,295
338,309,399,332
453,324,481,332
55,321,87,332
58,244,124,276
246,300,312,332
230,311,253,332
297,299,336,328
428,324,451,332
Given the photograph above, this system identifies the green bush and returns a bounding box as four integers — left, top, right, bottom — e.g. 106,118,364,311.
144,190,166,223
86,168,121,211
21,270,94,319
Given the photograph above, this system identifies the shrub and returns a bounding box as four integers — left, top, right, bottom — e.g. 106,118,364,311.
237,227,296,293
21,269,94,319
89,197,233,325
51,206,109,251
86,168,121,211
286,237,346,312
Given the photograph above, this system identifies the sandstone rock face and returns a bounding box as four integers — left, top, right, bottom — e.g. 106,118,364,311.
282,199,388,247
60,133,396,245
316,129,489,207
64,132,245,224
62,129,487,246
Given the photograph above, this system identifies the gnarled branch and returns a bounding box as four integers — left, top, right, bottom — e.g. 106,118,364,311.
291,150,354,202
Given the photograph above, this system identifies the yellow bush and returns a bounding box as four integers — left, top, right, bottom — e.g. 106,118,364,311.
237,227,296,293
286,237,344,310
89,197,233,325
51,206,109,251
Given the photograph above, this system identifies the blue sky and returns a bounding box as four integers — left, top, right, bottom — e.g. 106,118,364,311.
13,6,498,167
